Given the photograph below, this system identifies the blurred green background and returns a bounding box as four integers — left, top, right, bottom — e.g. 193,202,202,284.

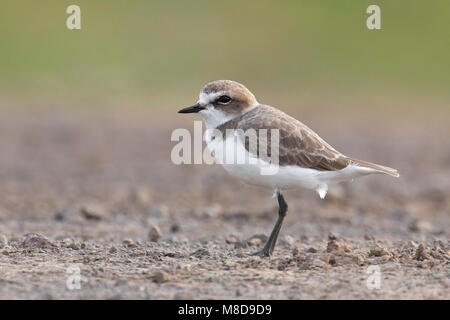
0,0,448,111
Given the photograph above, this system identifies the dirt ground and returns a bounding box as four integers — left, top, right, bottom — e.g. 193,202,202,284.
0,107,448,299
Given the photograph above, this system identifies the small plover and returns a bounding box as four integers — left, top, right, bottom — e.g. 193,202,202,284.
179,80,399,256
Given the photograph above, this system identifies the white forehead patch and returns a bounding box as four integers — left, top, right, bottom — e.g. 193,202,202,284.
198,90,225,106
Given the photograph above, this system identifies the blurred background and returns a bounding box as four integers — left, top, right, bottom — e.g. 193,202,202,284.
1,0,449,109
0,0,449,300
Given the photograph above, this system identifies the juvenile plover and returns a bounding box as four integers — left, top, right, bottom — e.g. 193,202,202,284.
179,80,399,256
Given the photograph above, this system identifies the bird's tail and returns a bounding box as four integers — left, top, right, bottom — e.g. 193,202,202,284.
350,158,399,178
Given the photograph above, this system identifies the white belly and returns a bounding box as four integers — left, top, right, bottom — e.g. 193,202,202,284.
206,133,375,199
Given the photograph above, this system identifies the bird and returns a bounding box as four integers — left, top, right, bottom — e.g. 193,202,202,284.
178,80,399,257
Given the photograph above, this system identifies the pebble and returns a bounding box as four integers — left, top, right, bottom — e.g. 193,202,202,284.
307,247,317,253
284,235,296,246
80,204,106,221
191,248,209,258
0,234,7,248
327,238,353,253
122,238,136,247
225,235,240,244
328,233,337,241
414,243,428,261
109,246,118,254
234,241,247,249
54,209,70,221
364,234,375,241
369,245,389,257
325,254,337,265
67,242,80,250
151,270,170,283
246,234,268,247
292,247,301,256
22,233,55,249
170,223,180,233
149,225,162,242
409,219,433,233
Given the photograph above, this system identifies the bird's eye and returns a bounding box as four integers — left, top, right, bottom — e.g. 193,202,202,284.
217,95,232,105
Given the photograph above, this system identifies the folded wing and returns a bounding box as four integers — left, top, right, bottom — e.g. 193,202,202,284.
236,105,351,171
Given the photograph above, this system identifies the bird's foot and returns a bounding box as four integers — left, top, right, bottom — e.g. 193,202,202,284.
249,246,272,257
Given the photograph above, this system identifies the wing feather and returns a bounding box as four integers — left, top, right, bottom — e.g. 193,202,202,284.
233,105,351,171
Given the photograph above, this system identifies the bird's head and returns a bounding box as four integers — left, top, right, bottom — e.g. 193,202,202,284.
178,80,258,128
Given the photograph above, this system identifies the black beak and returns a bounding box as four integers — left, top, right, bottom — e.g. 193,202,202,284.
178,103,205,114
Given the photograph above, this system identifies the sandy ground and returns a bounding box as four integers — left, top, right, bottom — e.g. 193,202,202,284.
0,107,448,299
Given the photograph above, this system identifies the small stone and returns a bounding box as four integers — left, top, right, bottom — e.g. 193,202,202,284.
149,225,162,242
409,219,433,233
150,270,170,283
191,248,209,257
80,204,106,221
234,241,247,249
170,223,180,233
369,245,389,257
364,234,375,241
284,235,296,246
403,240,419,250
327,238,353,253
414,243,428,261
356,254,365,265
67,242,80,250
247,238,262,246
246,234,268,247
0,235,7,248
307,247,317,253
22,233,55,249
325,254,336,265
109,246,118,254
54,209,70,221
122,238,136,247
226,234,240,244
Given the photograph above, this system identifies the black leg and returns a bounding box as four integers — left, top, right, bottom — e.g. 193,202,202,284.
251,190,288,257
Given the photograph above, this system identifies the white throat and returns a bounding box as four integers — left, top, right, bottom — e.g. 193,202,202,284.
198,106,235,129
